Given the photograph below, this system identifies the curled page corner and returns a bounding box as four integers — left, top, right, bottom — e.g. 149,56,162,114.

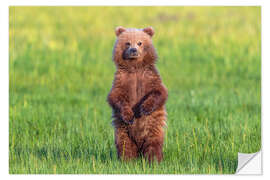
236,150,262,175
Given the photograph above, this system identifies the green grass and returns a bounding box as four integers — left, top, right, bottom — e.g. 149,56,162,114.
9,6,261,174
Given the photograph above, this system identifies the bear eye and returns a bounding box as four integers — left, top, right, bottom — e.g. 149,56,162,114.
125,42,131,46
137,42,142,46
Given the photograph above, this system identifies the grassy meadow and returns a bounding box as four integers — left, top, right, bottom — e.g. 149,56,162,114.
9,7,261,174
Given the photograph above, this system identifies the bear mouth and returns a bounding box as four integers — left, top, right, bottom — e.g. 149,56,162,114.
127,51,139,59
122,51,140,60
126,56,139,60
128,54,139,59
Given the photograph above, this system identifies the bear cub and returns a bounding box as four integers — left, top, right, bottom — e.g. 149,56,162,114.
107,26,168,163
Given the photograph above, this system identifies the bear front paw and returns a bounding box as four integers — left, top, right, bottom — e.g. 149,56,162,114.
121,106,134,124
141,99,155,115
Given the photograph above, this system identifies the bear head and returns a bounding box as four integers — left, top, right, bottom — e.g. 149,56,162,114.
113,26,158,69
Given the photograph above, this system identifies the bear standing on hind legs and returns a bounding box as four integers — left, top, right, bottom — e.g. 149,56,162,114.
107,26,168,163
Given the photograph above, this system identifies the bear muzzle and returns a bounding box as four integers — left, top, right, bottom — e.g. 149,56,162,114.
123,47,140,60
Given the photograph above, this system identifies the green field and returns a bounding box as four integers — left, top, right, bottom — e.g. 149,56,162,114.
9,7,261,174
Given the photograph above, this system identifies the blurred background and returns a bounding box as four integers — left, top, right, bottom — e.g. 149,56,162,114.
9,7,261,174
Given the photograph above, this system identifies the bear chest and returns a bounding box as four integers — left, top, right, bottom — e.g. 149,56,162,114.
127,71,146,106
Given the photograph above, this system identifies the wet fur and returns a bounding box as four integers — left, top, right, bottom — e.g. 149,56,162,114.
107,27,168,163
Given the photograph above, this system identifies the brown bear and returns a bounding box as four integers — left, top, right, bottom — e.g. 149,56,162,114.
107,26,168,163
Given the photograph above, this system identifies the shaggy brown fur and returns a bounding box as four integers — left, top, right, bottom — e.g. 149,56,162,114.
107,26,168,163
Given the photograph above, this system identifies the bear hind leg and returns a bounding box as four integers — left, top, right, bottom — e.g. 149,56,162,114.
115,128,138,161
142,137,164,163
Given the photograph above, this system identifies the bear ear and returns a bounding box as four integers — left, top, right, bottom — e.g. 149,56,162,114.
143,27,154,37
115,26,126,36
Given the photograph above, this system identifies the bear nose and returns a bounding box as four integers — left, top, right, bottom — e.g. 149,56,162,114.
130,48,137,53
